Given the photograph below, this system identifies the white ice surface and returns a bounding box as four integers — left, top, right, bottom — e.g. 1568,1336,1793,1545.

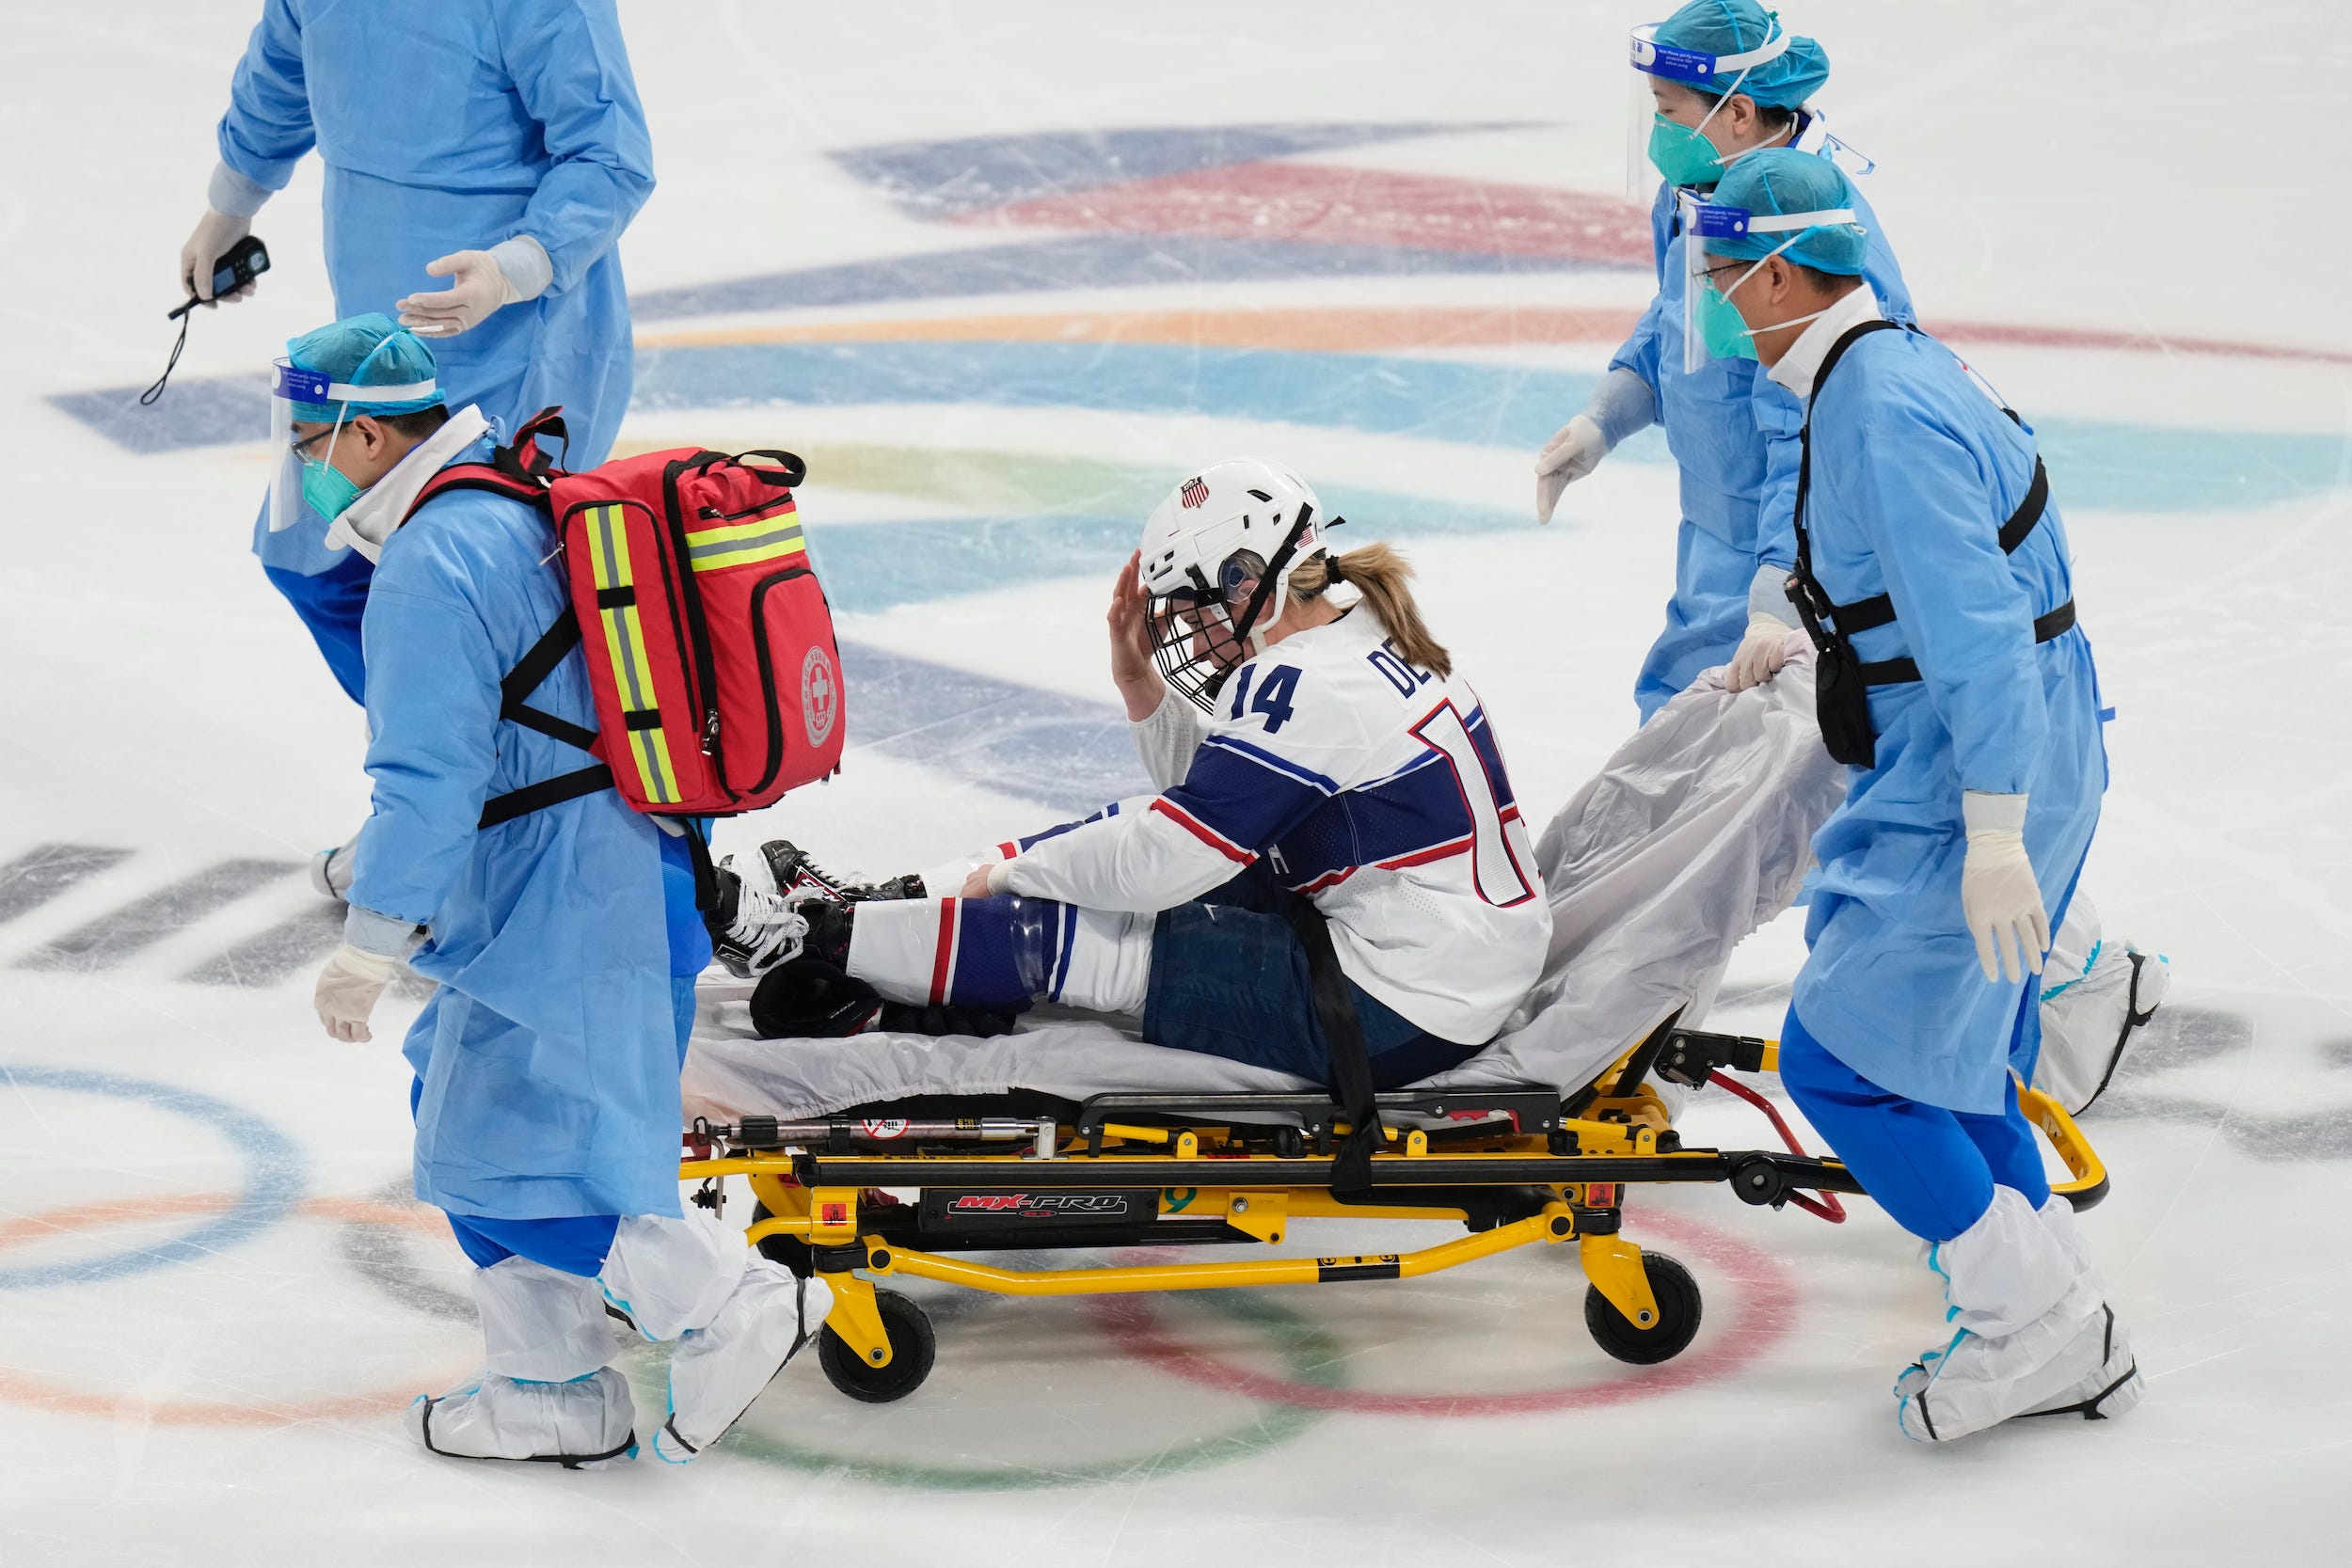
3,3,2350,1564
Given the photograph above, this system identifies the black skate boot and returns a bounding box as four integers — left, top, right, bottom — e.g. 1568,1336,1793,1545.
759,840,925,903
707,863,813,979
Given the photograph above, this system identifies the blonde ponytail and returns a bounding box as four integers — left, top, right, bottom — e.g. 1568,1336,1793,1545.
1288,542,1452,678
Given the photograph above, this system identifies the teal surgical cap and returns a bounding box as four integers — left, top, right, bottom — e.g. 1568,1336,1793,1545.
1651,0,1829,109
282,313,442,423
1704,148,1867,274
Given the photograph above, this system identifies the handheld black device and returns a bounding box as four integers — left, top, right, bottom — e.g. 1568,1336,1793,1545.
144,234,273,405
167,234,272,322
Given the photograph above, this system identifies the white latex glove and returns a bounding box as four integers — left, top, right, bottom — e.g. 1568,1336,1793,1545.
179,209,254,303
395,249,520,338
1534,414,1609,525
1960,792,2050,984
314,943,400,1042
1725,616,1801,691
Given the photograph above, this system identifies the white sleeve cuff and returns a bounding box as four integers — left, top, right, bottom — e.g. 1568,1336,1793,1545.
1747,563,1801,626
487,235,553,303
207,159,276,219
985,859,1017,895
1585,366,1659,450
1961,790,2029,837
343,904,419,958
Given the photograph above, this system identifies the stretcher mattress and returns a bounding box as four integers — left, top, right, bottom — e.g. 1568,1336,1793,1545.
681,651,1845,1125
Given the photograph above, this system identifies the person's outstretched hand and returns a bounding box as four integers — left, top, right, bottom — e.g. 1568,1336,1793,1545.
395,249,518,337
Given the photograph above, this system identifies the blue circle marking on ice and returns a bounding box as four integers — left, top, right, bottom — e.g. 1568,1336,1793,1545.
0,1064,308,1291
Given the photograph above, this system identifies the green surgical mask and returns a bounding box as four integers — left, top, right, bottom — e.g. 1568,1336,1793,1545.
301,453,364,521
1696,273,1760,361
1696,241,1842,364
1648,113,1727,187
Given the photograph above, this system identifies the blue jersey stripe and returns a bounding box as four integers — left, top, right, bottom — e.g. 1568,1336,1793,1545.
1200,733,1340,794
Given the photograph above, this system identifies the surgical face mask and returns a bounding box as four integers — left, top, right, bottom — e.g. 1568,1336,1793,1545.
1649,106,1796,188
1698,245,1841,361
1648,112,1729,187
295,421,367,520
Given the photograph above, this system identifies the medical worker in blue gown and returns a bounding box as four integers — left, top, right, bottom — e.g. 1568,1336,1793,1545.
177,1,652,736
1534,0,1913,722
284,315,824,1469
1696,152,2141,1442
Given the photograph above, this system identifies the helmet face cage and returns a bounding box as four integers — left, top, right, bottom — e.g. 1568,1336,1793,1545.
1148,576,1248,713
1146,508,1319,712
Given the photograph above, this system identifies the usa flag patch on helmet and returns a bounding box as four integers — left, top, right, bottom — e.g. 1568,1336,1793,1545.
1179,477,1209,508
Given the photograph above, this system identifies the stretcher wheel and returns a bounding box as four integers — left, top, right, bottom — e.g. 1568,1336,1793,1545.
818,1289,936,1403
1582,1252,1702,1366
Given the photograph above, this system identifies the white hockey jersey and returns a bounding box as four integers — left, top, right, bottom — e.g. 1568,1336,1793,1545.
997,604,1551,1043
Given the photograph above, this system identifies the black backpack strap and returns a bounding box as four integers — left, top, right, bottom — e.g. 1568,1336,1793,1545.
1785,319,1903,767
478,766,614,830
496,408,570,483
494,609,600,752
1277,892,1382,1196
1853,597,2077,688
1824,454,2051,636
476,607,617,828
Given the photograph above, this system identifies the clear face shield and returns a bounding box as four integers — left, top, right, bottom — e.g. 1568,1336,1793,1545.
1627,19,1794,198
1684,198,1861,369
266,359,437,535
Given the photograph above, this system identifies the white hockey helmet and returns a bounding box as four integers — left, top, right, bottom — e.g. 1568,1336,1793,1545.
1137,457,1340,711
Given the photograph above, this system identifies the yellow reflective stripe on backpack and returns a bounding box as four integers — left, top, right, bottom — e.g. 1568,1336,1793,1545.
687,502,805,574
583,504,679,805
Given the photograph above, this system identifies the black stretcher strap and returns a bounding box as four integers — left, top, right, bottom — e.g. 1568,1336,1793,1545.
1277,892,1382,1196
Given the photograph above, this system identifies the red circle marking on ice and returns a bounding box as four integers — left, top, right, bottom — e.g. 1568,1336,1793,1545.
1086,1211,1798,1417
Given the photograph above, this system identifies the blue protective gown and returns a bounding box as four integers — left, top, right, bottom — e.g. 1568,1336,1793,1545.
348,442,684,1221
1788,327,2106,1116
1610,160,1913,721
223,0,654,694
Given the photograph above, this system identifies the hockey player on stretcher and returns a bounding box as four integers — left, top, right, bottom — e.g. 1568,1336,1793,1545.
706,457,1552,1085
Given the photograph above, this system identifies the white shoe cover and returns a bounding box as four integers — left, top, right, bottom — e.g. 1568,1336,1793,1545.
2020,1300,2145,1423
599,1211,747,1342
653,1261,833,1464
1891,1185,2120,1442
472,1256,614,1383
408,1368,637,1468
1897,1281,2133,1442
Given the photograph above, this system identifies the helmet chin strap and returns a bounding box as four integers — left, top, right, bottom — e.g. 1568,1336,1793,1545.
1224,504,1317,663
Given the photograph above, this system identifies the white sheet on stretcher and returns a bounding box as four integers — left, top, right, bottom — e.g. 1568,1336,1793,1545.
681,653,1846,1125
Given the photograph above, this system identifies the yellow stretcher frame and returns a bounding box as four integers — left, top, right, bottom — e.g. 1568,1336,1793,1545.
679,1036,2109,1392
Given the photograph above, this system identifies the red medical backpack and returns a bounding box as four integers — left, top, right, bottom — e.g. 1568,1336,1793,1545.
405,409,846,829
